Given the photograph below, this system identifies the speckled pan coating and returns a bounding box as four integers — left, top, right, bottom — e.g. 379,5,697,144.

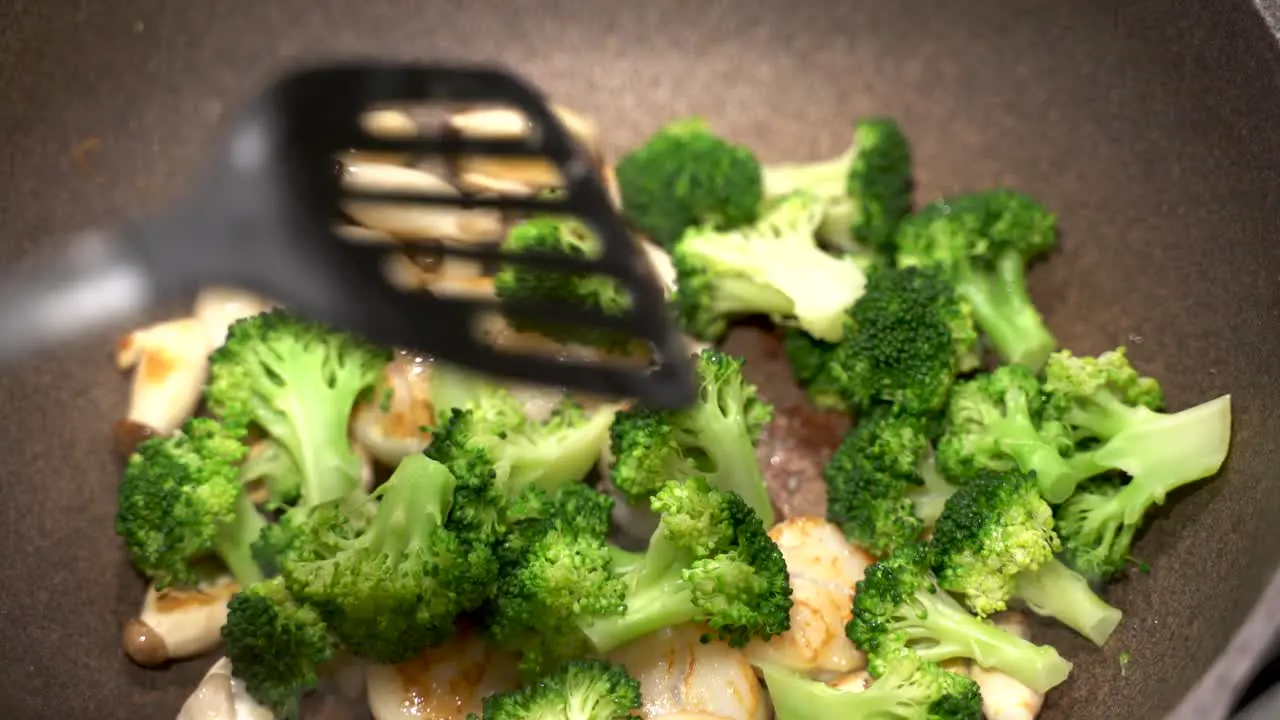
0,1,1278,718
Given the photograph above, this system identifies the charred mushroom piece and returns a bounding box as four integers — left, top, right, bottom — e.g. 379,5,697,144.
448,104,601,195
365,627,520,720
340,161,505,242
123,574,239,667
177,657,276,720
115,317,209,440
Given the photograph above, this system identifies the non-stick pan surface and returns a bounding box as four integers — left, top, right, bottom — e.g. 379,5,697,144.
1,1,1278,718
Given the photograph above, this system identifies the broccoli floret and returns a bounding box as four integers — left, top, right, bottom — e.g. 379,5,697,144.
761,649,982,720
930,471,1122,646
222,578,335,720
206,309,391,508
848,543,1072,695
1054,368,1232,585
614,118,763,249
485,486,627,675
274,454,501,664
824,266,979,414
579,477,793,652
471,659,642,720
824,409,959,557
609,348,775,524
894,190,1058,369
115,417,266,588
1054,477,1140,584
239,438,302,511
426,369,619,499
781,328,848,411
493,215,635,351
671,192,868,342
762,118,914,257
936,364,1100,503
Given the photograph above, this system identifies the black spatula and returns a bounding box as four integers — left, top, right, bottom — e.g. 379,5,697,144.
0,62,696,410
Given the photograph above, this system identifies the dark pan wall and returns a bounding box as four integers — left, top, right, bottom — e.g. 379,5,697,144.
0,0,1277,718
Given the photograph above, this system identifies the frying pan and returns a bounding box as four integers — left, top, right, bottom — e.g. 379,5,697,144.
1,0,1278,718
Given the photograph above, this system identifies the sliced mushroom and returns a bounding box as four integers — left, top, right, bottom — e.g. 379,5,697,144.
609,623,769,720
123,574,239,667
345,109,421,165
177,657,276,720
745,518,874,680
193,287,274,350
366,627,520,720
116,316,209,439
351,354,436,467
969,612,1044,720
340,160,504,242
448,104,601,195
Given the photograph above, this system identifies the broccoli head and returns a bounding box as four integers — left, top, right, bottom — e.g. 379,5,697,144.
222,578,335,720
930,470,1122,646
825,266,978,415
824,408,959,558
273,454,501,664
614,118,762,250
239,438,303,511
470,659,642,720
762,117,914,257
761,648,982,720
1041,347,1232,582
935,364,1097,503
671,191,868,342
848,543,1072,695
894,190,1058,369
115,417,265,588
781,328,847,411
426,369,619,500
206,309,391,508
582,477,793,653
493,215,636,352
609,348,776,524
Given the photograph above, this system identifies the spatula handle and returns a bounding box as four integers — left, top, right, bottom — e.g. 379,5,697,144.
0,229,157,367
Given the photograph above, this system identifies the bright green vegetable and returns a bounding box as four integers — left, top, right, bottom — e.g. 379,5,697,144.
848,543,1073,694
672,192,868,342
894,190,1058,369
609,348,775,524
930,470,1122,646
469,659,642,720
115,417,265,589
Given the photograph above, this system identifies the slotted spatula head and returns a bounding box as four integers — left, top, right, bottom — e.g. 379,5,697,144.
155,61,697,410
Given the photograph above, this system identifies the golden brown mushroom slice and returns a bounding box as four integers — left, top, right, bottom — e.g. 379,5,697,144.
122,574,239,668
339,160,505,243
448,104,601,195
115,316,209,442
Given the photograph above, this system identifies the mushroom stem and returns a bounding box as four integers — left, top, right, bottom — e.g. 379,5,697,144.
115,317,209,437
177,657,276,720
123,574,239,667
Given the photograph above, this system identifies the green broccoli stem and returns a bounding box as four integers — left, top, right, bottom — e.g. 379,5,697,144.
215,492,267,586
580,559,695,653
1060,391,1157,440
608,546,645,576
762,151,854,202
1091,394,1232,524
696,409,775,526
957,251,1056,370
706,277,797,326
908,454,955,528
760,662,924,720
990,385,1104,503
1014,559,1122,646
908,589,1072,694
267,364,371,508
365,455,455,559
